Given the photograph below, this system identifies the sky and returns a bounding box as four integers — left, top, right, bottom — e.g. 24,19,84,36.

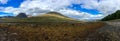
0,0,120,20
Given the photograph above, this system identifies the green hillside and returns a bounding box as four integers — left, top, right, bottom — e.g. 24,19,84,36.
0,12,78,22
101,10,120,21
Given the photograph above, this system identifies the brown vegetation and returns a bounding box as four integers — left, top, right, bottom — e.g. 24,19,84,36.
0,22,105,41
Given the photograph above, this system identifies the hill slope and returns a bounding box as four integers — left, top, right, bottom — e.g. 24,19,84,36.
101,10,120,21
0,12,78,22
16,13,27,18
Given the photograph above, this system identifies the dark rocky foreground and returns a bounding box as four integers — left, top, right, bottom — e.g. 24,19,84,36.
87,22,120,41
0,22,120,41
0,27,18,41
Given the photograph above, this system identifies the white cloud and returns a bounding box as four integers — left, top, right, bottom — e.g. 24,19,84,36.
2,7,50,16
0,7,5,11
3,7,20,15
20,0,72,9
97,0,120,15
0,0,8,4
80,0,99,9
80,0,120,15
1,0,82,15
2,0,120,20
58,8,103,20
17,0,104,20
2,6,102,20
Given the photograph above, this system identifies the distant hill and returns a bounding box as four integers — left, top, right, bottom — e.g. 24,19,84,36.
16,13,27,18
101,10,120,21
0,12,79,22
26,12,77,22
1,16,14,18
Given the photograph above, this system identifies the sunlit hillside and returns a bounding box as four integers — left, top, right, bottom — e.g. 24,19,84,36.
0,12,78,22
101,10,120,21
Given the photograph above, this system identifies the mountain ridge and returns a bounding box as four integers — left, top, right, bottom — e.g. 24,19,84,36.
101,10,120,21
0,12,79,22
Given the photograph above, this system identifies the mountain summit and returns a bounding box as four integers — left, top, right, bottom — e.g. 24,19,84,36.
16,13,27,18
46,12,65,16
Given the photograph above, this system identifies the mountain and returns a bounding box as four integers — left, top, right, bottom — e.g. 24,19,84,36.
26,12,77,22
46,12,67,17
16,13,27,18
0,12,79,22
101,10,120,21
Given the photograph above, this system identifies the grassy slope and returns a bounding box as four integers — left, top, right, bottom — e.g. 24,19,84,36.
0,22,105,41
101,10,120,21
0,14,78,22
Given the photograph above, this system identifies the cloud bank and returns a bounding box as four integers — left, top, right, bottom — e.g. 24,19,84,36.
0,0,8,4
0,0,120,20
80,0,120,15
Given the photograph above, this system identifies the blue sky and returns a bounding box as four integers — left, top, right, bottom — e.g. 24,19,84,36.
0,0,23,8
0,0,100,15
0,0,120,20
0,12,14,16
68,4,100,15
0,0,24,16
